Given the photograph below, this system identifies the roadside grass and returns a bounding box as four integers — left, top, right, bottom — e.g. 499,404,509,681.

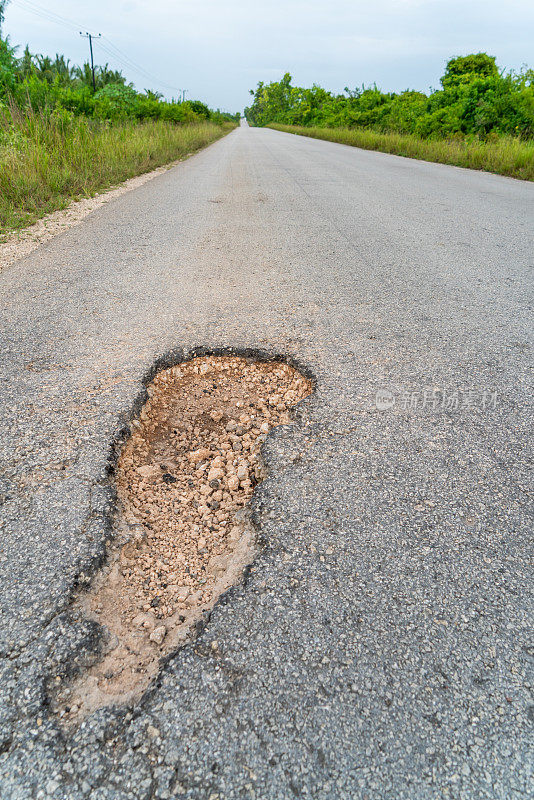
0,108,236,235
268,123,534,181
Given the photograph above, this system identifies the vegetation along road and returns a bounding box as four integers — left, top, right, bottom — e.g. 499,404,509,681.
0,120,532,799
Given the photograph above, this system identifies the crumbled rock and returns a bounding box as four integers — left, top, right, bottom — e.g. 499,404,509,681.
112,356,311,623
149,625,167,645
56,355,312,720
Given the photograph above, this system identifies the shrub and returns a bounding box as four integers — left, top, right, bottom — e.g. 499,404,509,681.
246,54,534,142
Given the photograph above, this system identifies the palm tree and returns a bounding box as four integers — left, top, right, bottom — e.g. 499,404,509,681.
18,44,34,78
52,54,75,85
74,61,127,90
34,54,54,83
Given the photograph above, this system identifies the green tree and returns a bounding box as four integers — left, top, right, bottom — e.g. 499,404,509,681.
0,0,16,98
0,0,15,99
186,99,210,118
93,82,138,118
0,38,15,96
246,54,533,140
34,54,54,83
441,53,499,89
18,44,34,79
74,61,126,90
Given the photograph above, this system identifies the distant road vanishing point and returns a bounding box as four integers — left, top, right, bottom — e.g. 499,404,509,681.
0,121,532,799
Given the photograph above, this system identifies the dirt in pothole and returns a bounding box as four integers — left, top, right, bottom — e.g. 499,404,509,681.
52,355,312,722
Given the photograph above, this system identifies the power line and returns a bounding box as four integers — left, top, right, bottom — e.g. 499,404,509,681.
96,40,179,96
12,0,83,33
99,37,180,93
10,0,181,95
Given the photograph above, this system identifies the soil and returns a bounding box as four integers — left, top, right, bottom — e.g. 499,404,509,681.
52,355,312,722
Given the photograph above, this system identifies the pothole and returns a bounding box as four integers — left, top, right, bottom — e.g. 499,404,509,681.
52,354,313,722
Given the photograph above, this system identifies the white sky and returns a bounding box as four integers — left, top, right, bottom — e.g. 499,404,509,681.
4,0,534,112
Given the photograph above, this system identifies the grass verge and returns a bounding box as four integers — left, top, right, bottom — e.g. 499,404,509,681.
268,123,534,181
0,110,236,235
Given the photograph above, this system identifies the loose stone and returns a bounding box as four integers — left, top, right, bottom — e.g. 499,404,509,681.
55,355,312,721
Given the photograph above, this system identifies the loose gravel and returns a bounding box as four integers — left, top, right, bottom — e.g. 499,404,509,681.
53,356,312,721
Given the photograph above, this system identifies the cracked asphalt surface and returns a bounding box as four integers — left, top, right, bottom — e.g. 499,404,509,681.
0,122,532,799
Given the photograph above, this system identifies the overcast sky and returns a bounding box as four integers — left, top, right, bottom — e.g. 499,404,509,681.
4,0,534,112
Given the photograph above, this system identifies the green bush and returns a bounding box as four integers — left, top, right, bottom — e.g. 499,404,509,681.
0,37,15,95
93,83,138,118
246,53,534,142
0,25,239,127
0,12,240,236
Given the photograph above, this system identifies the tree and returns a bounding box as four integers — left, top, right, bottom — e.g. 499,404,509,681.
0,1,16,97
441,53,499,89
34,54,55,83
144,89,163,101
51,54,75,85
246,73,294,125
18,44,34,79
186,99,210,118
74,61,127,90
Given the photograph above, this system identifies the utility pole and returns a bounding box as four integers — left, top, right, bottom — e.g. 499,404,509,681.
80,31,101,92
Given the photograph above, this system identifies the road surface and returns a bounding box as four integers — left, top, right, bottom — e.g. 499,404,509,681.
0,124,532,799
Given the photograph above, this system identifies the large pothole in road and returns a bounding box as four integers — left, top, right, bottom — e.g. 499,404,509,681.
53,355,312,722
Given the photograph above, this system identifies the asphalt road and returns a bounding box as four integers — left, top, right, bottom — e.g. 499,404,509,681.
0,123,532,800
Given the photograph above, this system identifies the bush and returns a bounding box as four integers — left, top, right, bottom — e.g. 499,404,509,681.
0,20,240,236
246,54,534,142
0,37,16,95
93,83,138,119
0,29,239,128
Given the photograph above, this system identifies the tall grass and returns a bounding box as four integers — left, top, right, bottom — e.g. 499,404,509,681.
0,106,236,235
268,123,534,181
